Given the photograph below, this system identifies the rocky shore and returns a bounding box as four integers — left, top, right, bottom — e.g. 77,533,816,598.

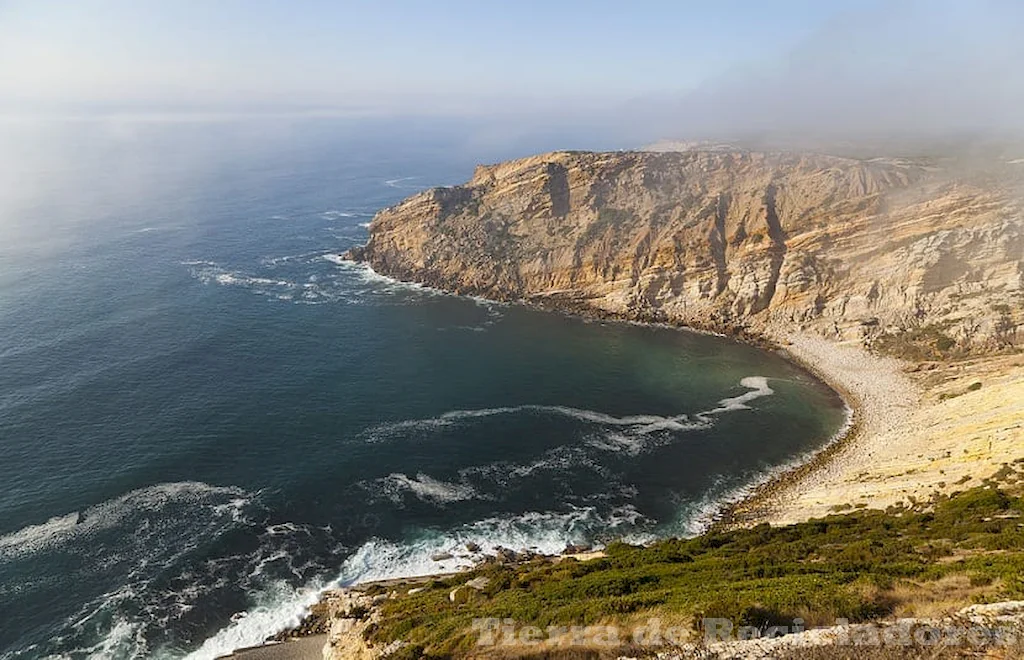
347,147,1022,525
221,547,605,659
227,146,1023,658
223,322,1023,660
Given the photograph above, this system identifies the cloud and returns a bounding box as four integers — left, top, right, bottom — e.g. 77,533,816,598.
632,0,1024,140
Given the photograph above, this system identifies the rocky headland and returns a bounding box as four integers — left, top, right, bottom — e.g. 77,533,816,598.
231,147,1024,660
347,147,1023,522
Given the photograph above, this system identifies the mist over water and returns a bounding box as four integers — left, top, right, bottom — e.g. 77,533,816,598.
0,119,847,659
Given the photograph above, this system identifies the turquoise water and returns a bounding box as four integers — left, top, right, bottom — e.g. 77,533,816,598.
0,119,847,659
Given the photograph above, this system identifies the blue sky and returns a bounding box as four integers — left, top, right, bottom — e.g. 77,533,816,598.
1,0,1022,138
0,0,874,111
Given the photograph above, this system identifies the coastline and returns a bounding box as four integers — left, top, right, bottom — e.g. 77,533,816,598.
349,260,1020,528
224,263,1022,659
720,332,914,527
742,332,1022,525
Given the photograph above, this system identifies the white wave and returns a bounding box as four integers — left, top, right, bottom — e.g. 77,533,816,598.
669,400,855,538
213,272,293,289
457,444,609,489
173,374,783,658
264,522,306,537
337,505,645,585
358,222,371,229
178,380,813,659
320,253,348,266
129,225,180,235
184,261,299,296
184,506,647,658
702,376,775,416
365,402,710,444
61,612,150,660
363,377,773,463
0,482,249,561
321,256,443,296
185,254,501,316
319,210,359,219
259,250,324,266
669,477,747,538
384,176,420,189
584,431,652,456
33,510,337,660
185,256,444,307
181,579,327,660
374,473,479,505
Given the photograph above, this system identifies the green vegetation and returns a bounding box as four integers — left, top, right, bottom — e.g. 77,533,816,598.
365,487,1024,658
938,380,984,401
871,324,959,360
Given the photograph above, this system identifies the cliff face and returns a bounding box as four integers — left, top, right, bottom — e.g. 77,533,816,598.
350,150,1023,352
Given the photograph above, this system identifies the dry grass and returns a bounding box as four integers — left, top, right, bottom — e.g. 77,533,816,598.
881,575,1004,619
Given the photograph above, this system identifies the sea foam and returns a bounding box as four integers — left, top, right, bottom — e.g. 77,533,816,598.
375,472,480,505
0,481,249,561
363,376,771,446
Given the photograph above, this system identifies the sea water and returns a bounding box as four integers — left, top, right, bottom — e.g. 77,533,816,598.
0,117,847,659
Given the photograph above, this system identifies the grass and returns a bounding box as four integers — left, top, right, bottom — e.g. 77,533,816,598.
360,487,1024,659
871,324,960,361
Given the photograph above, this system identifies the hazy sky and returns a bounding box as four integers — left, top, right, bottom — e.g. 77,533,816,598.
2,1,1022,139
1,1,872,113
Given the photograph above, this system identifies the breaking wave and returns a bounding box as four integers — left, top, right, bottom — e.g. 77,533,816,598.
372,473,481,505
383,176,421,189
0,483,350,660
183,255,443,306
179,579,327,660
0,482,249,562
337,505,647,585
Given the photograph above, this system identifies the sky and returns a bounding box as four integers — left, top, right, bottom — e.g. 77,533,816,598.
1,1,1023,139
0,1,873,112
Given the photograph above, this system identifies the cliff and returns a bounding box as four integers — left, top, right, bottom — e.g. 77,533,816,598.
349,150,1022,353
314,148,1024,660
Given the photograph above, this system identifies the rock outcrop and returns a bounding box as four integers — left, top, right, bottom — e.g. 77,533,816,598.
349,150,1023,353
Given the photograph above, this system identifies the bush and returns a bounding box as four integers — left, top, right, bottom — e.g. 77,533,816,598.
365,487,1024,657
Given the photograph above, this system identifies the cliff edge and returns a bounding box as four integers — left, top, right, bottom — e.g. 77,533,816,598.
348,149,1024,522
349,150,1022,353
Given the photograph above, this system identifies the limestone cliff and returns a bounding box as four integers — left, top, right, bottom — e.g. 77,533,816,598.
349,150,1023,353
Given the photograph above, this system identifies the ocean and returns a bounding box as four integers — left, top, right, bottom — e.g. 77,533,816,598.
0,117,847,659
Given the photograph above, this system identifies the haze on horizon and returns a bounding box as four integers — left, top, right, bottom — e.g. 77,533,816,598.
1,0,1023,143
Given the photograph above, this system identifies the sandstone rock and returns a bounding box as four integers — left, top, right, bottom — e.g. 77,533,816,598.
465,576,490,591
448,586,474,605
959,600,1024,623
350,150,1022,354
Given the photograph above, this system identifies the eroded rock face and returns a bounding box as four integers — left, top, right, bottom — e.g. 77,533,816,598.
350,150,1023,351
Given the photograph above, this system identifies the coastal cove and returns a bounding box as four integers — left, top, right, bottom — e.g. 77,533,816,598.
7,3,1024,657
0,123,853,660
233,276,1022,659
296,144,1024,657
349,147,1023,530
